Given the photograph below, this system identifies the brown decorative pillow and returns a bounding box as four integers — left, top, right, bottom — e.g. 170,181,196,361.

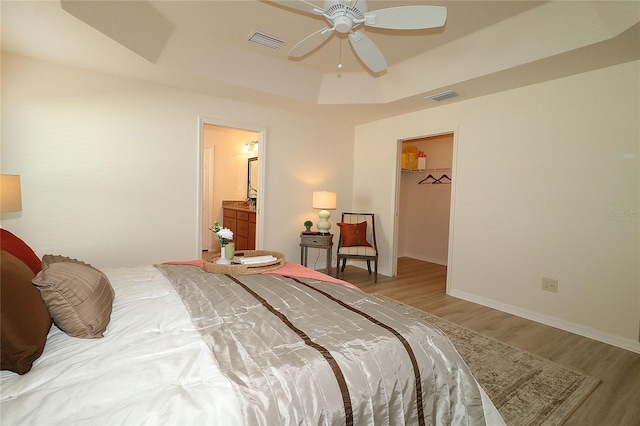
1,250,52,375
337,222,372,248
32,255,115,339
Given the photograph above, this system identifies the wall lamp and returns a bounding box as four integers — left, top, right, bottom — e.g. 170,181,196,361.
243,141,259,155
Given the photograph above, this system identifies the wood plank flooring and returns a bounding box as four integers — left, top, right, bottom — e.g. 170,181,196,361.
341,257,640,426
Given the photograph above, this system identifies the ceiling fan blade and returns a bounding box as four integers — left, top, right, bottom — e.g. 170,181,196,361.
268,0,324,15
289,27,335,58
348,30,387,73
365,6,447,30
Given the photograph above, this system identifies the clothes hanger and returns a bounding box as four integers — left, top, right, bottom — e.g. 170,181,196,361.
418,174,437,184
418,173,451,185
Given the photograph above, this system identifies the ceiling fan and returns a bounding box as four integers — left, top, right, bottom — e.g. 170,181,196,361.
272,0,447,73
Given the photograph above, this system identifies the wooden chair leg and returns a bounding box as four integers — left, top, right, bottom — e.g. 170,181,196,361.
366,260,371,274
340,259,346,272
374,260,378,283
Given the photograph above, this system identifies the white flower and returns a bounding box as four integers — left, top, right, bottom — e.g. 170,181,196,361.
217,228,233,240
210,221,233,246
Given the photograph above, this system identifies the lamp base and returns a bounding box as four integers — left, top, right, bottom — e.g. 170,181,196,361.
317,209,331,235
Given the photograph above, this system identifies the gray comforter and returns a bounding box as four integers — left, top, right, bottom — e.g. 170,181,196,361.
157,265,486,426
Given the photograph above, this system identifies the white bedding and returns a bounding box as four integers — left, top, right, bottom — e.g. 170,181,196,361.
0,265,504,425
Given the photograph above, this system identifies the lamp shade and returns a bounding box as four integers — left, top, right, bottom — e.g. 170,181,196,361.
0,175,22,213
312,191,336,210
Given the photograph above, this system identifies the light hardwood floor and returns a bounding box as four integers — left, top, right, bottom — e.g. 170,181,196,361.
340,257,640,426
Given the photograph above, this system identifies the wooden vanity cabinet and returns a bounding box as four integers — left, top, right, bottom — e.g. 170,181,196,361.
223,208,256,251
249,213,256,249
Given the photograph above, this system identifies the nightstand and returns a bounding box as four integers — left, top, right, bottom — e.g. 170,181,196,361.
300,233,333,275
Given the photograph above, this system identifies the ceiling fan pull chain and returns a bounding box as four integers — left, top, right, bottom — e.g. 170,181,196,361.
338,37,343,69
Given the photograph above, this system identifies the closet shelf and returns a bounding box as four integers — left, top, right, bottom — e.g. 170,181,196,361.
402,167,450,173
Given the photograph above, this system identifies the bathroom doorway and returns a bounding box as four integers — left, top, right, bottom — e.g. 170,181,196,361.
199,118,266,253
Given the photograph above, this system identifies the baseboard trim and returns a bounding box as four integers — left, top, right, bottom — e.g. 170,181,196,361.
449,288,640,354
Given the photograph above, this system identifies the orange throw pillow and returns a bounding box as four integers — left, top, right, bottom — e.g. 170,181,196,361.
0,229,41,275
337,222,371,247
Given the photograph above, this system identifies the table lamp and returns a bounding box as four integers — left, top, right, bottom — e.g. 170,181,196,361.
0,175,22,213
312,191,336,235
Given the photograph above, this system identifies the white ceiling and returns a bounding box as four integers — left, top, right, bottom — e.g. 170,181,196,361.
2,0,639,124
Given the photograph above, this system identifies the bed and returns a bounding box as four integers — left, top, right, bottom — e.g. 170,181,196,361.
0,230,504,425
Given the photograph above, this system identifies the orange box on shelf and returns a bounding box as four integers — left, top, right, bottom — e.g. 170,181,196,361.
401,153,417,169
401,146,418,169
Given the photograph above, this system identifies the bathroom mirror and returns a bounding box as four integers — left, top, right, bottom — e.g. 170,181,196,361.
247,157,258,199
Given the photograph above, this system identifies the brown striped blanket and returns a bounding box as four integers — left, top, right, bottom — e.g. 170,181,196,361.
157,265,486,426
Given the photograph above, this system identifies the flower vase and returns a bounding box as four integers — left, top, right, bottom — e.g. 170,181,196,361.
225,242,235,261
216,245,232,265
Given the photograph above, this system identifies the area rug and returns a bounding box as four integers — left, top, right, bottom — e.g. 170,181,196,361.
375,295,600,426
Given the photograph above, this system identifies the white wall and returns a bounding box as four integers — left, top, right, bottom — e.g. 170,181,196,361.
1,53,355,268
354,61,640,352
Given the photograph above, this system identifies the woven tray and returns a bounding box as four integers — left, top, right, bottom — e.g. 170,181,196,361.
204,250,285,275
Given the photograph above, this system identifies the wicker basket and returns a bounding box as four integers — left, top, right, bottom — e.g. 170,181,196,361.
204,250,285,275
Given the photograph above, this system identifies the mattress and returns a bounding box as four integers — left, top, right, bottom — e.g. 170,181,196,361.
0,264,504,425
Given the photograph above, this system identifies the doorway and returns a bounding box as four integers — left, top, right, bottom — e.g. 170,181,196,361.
198,118,266,253
395,132,454,281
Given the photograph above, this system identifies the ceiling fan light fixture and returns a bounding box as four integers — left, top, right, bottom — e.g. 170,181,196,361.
426,90,460,102
334,16,353,33
248,31,285,50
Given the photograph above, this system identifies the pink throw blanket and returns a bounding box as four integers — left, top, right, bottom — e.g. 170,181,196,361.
161,260,356,289
262,262,357,288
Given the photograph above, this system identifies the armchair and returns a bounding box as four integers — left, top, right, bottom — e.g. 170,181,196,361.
336,212,378,283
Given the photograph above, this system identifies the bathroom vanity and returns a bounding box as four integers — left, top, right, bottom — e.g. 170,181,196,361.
222,202,256,250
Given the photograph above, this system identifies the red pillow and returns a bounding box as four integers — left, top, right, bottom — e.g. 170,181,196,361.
0,229,41,274
1,250,52,374
337,222,371,247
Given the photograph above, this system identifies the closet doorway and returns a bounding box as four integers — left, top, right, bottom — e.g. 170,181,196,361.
396,133,454,278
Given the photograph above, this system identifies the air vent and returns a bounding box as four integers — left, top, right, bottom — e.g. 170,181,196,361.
247,31,285,49
426,90,460,102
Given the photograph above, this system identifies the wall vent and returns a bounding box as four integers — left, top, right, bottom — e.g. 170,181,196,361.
248,31,285,49
426,90,460,102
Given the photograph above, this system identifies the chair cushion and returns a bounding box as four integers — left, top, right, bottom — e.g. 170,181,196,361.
32,255,115,339
338,246,377,256
1,250,52,375
337,221,372,247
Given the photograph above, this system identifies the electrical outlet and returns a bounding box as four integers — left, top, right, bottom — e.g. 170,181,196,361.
541,277,558,293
